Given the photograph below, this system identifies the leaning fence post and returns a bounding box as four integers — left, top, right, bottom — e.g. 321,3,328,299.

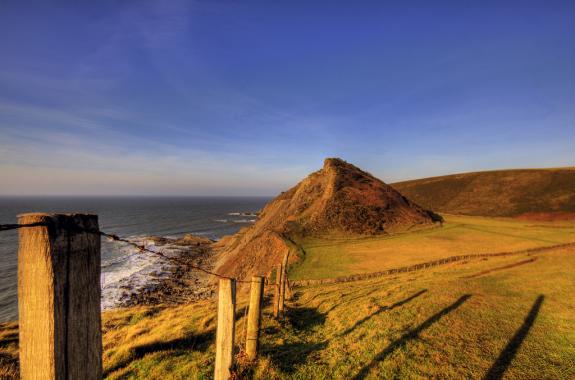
285,278,292,300
273,264,282,318
278,251,290,315
245,276,264,360
17,213,102,380
215,278,236,380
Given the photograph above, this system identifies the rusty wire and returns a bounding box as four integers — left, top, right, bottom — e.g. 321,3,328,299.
0,222,255,283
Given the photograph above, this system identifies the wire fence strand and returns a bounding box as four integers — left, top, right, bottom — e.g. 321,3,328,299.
0,222,48,231
0,222,255,283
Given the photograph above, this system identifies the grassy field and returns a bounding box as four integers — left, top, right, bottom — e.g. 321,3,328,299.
1,215,574,379
289,214,575,279
75,244,575,378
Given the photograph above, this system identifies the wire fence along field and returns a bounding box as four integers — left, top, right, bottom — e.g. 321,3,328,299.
1,214,290,379
290,241,575,287
1,219,239,282
1,215,571,379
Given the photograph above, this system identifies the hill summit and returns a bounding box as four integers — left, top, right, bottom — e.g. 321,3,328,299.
215,158,441,278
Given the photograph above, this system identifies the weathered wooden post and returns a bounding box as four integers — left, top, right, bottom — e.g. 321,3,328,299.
273,264,282,318
278,251,290,315
285,278,293,300
245,276,264,360
215,278,236,380
17,213,102,380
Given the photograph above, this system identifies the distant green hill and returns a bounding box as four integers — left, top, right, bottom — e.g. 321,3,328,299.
392,167,575,218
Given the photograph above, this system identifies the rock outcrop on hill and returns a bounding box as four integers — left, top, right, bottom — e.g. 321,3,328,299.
215,158,442,279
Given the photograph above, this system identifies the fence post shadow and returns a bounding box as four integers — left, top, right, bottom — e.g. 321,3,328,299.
483,295,545,380
102,330,215,377
261,305,328,373
338,289,428,337
351,294,472,380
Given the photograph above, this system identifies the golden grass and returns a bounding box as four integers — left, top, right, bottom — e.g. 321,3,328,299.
96,245,575,379
0,322,18,378
289,214,575,279
1,215,574,379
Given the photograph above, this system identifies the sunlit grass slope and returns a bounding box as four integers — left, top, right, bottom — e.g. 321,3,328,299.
289,214,575,279
98,244,575,378
392,167,575,217
1,215,574,379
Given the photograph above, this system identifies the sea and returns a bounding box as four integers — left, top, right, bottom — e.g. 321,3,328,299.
0,196,270,322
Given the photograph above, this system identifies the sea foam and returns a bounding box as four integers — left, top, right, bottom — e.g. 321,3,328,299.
100,237,178,310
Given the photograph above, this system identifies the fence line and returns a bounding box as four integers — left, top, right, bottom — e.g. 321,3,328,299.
0,221,258,284
5,216,575,379
5,221,573,288
3,216,291,380
291,241,575,287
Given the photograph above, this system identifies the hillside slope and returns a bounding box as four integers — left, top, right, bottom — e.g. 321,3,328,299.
215,158,441,279
6,240,572,379
2,217,575,379
392,167,575,218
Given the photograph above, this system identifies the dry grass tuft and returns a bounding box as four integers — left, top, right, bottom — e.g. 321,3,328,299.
0,322,19,379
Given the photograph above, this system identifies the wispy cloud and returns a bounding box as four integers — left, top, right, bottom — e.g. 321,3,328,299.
0,2,573,195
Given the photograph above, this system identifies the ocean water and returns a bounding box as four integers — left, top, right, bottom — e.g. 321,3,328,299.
0,196,270,322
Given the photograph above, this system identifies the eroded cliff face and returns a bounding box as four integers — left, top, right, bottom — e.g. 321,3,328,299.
215,158,441,279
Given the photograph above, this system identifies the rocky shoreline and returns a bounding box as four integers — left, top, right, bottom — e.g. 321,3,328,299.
114,234,218,308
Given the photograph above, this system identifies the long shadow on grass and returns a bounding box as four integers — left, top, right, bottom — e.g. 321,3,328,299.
464,258,537,279
320,287,383,315
483,295,544,380
285,306,327,331
261,306,328,373
0,333,18,346
339,289,428,337
351,294,472,380
103,330,214,377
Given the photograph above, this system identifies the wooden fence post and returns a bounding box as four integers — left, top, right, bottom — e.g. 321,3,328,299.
245,276,264,360
285,279,292,300
17,213,102,380
278,251,290,315
273,264,282,318
215,278,236,380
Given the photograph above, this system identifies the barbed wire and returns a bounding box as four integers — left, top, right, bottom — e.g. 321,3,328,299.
0,222,47,231
97,230,252,282
0,222,254,283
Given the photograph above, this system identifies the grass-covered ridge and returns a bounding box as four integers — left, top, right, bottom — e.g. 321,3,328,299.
392,167,575,217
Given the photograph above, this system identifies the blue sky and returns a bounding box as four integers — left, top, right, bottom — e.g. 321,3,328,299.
0,1,574,195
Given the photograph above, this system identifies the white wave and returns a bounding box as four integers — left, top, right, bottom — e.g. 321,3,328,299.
100,238,177,310
228,212,258,217
233,219,256,223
